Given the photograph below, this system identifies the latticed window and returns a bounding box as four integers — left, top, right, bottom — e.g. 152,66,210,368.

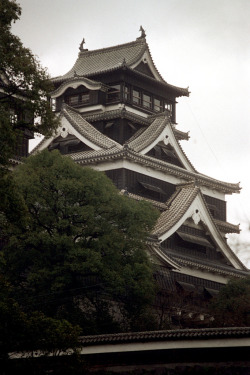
66,92,90,106
132,89,141,105
165,103,172,112
124,85,130,101
154,98,163,112
81,93,90,103
142,93,152,109
68,95,79,106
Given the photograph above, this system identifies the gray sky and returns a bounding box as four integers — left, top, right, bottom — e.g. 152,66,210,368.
12,0,250,266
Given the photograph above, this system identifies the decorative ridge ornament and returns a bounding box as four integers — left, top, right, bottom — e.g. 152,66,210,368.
79,38,88,52
137,26,146,40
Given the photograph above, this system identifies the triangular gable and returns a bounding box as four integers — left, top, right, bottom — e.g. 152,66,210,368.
153,184,246,270
128,114,196,173
134,61,156,78
31,105,121,154
130,48,164,81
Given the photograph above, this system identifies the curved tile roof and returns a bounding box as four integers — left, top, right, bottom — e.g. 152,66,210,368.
79,327,250,345
128,115,170,152
153,185,200,237
50,76,109,98
52,38,148,82
84,108,150,126
51,37,189,97
70,146,121,162
152,183,247,270
214,219,240,234
127,113,196,172
62,105,119,150
71,146,240,194
170,251,249,278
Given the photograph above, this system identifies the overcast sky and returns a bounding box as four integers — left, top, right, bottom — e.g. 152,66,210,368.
12,0,250,266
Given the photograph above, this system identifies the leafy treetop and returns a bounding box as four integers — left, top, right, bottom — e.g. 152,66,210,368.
0,0,58,166
3,149,159,333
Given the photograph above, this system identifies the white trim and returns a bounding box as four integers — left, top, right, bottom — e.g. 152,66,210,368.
61,117,102,151
50,80,104,99
172,267,228,284
79,337,250,355
91,159,186,185
78,104,106,114
9,336,249,359
158,193,242,269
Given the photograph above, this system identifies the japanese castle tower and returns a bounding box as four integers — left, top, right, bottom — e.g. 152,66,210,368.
33,28,249,298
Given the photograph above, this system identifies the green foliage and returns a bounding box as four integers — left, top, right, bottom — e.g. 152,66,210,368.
209,276,250,327
3,150,159,333
0,0,59,166
0,275,81,360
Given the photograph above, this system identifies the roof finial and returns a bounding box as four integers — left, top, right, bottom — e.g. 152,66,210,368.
79,38,86,52
139,25,146,39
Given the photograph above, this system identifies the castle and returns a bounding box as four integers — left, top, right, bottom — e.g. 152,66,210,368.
32,28,249,322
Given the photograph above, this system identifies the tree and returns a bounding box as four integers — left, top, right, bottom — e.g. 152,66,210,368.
3,149,159,333
209,276,250,327
0,0,58,166
0,0,59,251
0,275,81,369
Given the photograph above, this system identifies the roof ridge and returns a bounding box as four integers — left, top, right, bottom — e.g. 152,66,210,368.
78,38,146,57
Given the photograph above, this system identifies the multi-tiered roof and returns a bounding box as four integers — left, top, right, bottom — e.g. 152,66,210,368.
33,28,249,300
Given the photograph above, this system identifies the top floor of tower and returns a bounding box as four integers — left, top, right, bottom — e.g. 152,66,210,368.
50,27,189,124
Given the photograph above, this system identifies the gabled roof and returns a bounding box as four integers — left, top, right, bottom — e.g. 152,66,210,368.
52,37,153,82
51,34,189,97
61,105,120,150
31,104,120,155
152,183,246,270
32,106,240,195
84,108,189,141
127,113,195,172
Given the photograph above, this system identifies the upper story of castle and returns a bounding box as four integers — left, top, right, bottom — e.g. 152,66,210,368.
50,27,189,124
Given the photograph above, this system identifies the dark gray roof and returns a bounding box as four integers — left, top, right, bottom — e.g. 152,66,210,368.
79,327,250,346
51,37,189,97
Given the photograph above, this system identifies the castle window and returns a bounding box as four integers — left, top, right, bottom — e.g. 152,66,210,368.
81,93,90,103
51,98,56,112
68,94,79,106
66,92,90,106
153,98,163,112
132,89,141,105
142,93,152,109
107,85,120,102
165,103,172,112
124,85,130,101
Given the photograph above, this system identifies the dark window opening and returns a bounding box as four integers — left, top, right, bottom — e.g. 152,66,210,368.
165,103,172,112
124,85,130,101
66,92,90,107
154,98,163,112
132,89,141,105
142,93,152,109
107,85,120,103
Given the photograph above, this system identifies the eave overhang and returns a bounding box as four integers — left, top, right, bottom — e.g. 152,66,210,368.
50,77,110,98
50,37,189,99
72,147,240,195
152,184,246,270
169,251,249,278
127,113,195,172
